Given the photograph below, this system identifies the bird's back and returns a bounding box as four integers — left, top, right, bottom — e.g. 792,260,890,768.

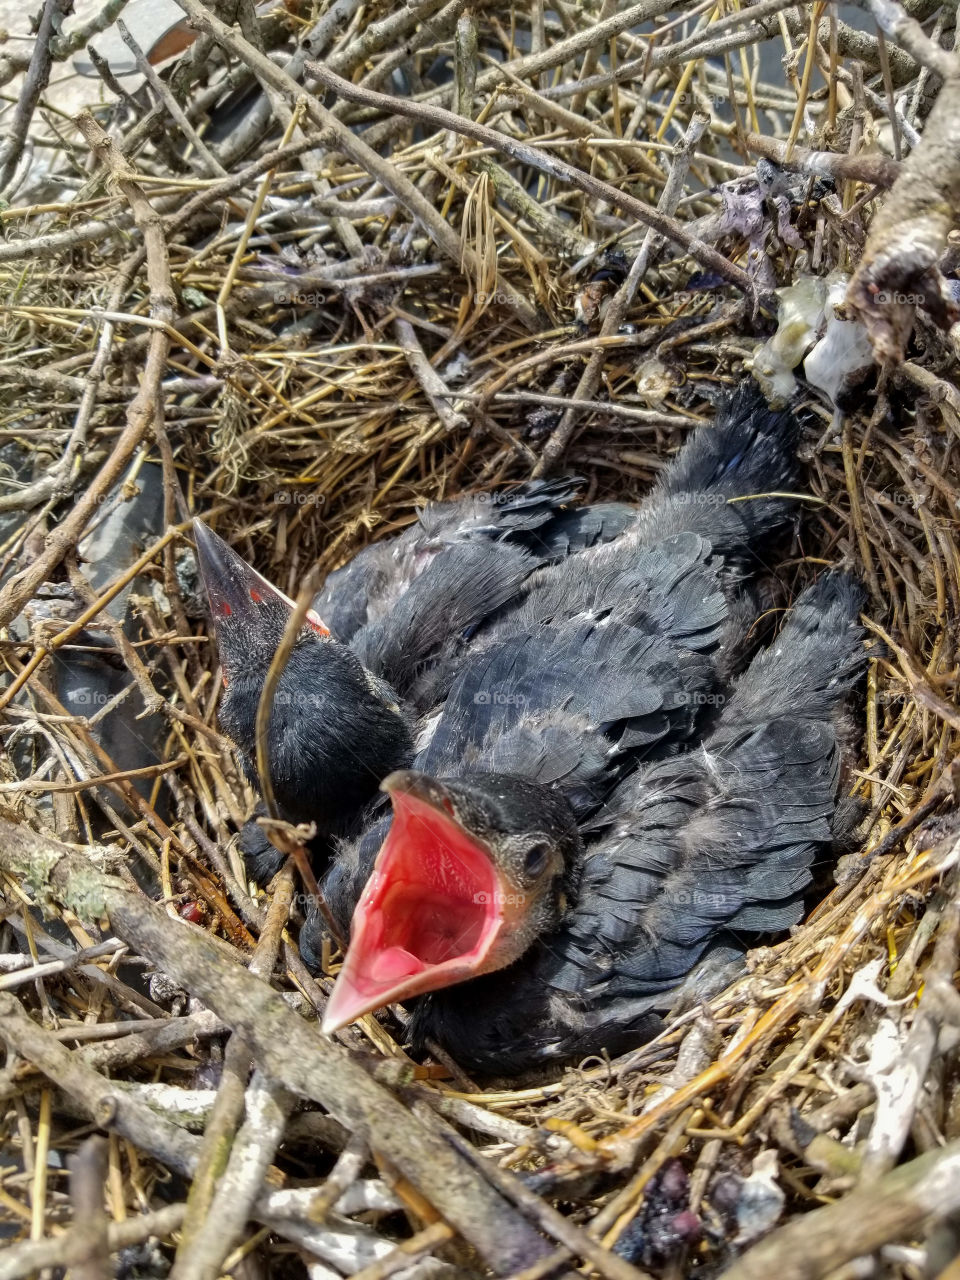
314,477,610,643
316,382,800,698
408,574,865,1073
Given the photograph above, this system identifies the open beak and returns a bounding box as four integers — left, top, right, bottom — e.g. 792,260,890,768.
192,520,329,654
322,771,517,1033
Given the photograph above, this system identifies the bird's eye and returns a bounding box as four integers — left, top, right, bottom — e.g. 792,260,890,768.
524,842,551,877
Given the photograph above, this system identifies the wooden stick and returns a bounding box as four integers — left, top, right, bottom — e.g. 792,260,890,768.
0,819,555,1276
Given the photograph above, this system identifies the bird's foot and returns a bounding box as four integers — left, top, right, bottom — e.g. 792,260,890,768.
238,817,287,885
299,901,325,971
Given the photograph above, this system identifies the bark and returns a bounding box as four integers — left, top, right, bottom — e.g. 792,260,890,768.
847,75,960,362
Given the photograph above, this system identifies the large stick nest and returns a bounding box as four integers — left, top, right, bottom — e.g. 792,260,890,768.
1,0,960,1277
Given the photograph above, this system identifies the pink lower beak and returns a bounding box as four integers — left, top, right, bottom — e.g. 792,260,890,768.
321,774,509,1033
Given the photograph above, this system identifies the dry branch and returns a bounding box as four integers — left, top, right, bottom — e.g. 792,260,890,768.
0,114,173,628
847,72,960,360
0,1205,187,1280
718,1139,960,1280
2,0,960,1273
307,63,764,304
0,818,553,1275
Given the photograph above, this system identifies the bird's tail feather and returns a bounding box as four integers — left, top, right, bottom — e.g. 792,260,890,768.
581,571,863,970
660,380,801,502
719,571,866,731
632,381,802,558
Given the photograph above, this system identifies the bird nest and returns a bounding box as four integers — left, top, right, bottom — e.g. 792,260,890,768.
2,0,960,1277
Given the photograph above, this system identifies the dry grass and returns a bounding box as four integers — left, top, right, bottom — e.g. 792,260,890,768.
1,0,960,1276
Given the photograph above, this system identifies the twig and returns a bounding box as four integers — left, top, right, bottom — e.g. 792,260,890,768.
0,993,203,1178
66,1137,111,1280
48,0,130,59
534,111,708,472
117,20,227,178
0,0,73,194
307,1135,369,1221
852,0,957,78
437,1118,654,1280
0,1203,186,1280
169,0,538,330
173,1069,292,1280
393,317,469,434
171,868,295,1280
308,63,764,305
0,819,557,1276
347,1222,455,1280
847,71,960,361
0,939,126,991
717,1138,960,1280
0,115,174,630
744,131,901,186
0,988,444,1272
859,894,960,1181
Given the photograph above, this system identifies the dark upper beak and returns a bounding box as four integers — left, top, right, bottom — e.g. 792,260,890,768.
379,768,459,810
192,519,329,646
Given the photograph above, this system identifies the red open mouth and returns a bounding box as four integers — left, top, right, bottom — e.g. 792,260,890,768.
321,774,509,1032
